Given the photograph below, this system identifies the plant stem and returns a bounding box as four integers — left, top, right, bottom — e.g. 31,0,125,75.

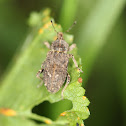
59,0,79,31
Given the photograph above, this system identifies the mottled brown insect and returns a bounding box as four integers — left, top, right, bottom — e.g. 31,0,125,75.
36,20,83,99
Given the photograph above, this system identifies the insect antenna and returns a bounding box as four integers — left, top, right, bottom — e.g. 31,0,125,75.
66,21,77,33
51,20,58,34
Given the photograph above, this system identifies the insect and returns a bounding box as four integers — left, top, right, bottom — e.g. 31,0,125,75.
36,20,83,99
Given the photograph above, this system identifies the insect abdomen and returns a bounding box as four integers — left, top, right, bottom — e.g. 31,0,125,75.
43,51,69,93
43,65,67,93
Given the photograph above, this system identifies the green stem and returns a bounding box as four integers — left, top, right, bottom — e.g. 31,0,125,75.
59,0,79,31
77,0,126,84
25,113,53,124
24,112,68,125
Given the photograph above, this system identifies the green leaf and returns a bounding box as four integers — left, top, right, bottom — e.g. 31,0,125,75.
0,8,90,126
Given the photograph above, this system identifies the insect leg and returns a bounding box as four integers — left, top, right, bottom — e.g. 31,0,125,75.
69,44,76,51
36,69,44,80
36,69,44,88
68,54,83,73
61,73,70,99
44,42,50,49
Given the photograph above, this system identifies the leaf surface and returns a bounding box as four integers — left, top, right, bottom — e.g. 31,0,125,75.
0,9,90,126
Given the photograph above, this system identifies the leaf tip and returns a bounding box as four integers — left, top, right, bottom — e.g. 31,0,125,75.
42,8,51,16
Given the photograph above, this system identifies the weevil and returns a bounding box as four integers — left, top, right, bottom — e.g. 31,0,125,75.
36,20,83,99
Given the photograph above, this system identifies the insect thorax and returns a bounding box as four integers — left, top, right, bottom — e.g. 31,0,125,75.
51,39,69,53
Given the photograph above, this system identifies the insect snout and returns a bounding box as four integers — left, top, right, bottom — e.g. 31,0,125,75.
57,32,63,40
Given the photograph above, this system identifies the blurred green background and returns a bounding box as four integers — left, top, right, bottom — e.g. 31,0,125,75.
0,0,126,126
